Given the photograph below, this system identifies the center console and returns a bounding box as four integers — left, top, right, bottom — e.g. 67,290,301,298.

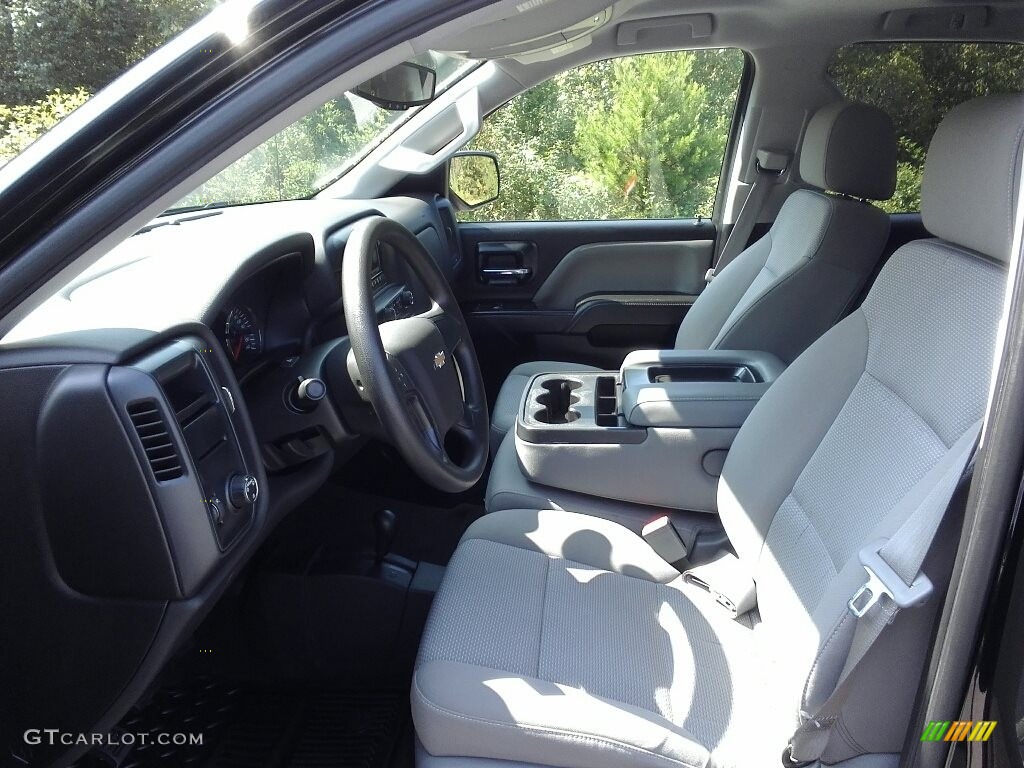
513,349,785,512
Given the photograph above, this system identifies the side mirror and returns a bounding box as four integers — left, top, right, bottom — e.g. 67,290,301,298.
449,152,500,210
352,62,437,110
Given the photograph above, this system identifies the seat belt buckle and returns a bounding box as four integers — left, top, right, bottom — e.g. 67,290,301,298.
704,267,716,283
848,539,933,618
641,516,689,570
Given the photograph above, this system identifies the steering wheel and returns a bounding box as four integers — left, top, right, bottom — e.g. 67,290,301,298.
342,216,489,492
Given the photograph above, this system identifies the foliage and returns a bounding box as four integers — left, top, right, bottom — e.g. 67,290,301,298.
829,42,1024,213
450,154,499,207
176,96,390,207
461,50,744,222
575,52,738,219
0,87,90,164
0,0,393,204
0,0,216,105
0,0,214,166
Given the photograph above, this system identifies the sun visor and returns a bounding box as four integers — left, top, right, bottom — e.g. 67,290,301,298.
440,1,611,61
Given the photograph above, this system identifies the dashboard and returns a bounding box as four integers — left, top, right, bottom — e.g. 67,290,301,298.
0,193,464,766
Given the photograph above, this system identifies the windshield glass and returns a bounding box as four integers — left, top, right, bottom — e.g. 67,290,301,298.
169,53,476,212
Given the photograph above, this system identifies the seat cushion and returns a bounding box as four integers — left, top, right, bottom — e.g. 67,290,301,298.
490,361,601,453
413,510,791,768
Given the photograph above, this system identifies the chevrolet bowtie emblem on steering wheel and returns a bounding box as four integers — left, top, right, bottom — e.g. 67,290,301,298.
433,351,447,369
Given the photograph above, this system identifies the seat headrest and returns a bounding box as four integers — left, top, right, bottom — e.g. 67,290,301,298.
799,101,897,200
922,94,1024,263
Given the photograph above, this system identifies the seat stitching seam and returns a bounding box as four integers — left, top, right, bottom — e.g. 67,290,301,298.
835,714,868,754
536,557,550,679
714,195,835,350
755,320,869,567
862,369,948,450
413,676,706,768
801,605,853,712
1003,121,1024,244
458,535,668,587
698,231,771,346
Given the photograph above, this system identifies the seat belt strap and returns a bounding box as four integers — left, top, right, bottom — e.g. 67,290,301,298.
784,420,983,767
708,148,789,282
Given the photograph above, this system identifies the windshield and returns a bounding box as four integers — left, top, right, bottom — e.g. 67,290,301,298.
168,53,476,212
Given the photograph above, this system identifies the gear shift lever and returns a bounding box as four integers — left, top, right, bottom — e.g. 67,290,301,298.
374,509,397,565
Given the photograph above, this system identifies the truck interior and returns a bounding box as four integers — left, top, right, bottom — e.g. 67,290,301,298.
0,1,1023,767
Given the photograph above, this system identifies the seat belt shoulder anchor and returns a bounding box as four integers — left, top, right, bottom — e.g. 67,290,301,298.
848,539,933,618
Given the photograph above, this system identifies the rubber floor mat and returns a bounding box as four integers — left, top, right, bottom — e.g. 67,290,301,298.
74,680,408,768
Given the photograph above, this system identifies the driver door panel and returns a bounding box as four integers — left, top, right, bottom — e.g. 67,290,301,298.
455,218,715,394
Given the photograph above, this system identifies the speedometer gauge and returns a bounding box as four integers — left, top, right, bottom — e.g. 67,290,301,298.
223,306,263,364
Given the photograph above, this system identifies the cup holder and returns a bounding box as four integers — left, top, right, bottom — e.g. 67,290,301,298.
534,378,582,424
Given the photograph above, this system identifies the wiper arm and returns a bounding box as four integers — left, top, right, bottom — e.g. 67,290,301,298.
136,209,224,235
160,200,232,216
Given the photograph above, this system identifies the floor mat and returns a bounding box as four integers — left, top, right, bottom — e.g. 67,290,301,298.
74,680,409,768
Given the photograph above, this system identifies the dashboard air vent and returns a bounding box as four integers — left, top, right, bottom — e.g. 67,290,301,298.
127,400,183,481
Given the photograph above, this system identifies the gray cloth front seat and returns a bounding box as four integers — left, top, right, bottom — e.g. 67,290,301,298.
413,94,1022,768
489,100,897,452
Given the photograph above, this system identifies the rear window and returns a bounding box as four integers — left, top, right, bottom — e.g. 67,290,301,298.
828,43,1024,213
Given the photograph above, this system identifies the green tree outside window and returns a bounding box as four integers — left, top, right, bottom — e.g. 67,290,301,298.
460,49,745,222
829,42,1024,213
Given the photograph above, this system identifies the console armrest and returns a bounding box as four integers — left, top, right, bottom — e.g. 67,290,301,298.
620,349,785,429
620,349,787,381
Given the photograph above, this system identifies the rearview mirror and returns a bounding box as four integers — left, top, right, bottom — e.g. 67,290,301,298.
449,152,500,210
352,62,437,110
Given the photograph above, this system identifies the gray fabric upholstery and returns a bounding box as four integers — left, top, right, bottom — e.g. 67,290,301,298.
489,101,896,449
921,93,1024,262
674,190,889,359
415,96,1020,768
415,510,780,768
490,361,599,453
420,241,1006,767
799,101,897,200
712,237,1005,764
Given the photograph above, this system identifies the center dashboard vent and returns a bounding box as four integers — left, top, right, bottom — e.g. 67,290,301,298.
127,400,184,481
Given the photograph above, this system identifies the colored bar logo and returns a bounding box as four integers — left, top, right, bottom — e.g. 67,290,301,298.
921,721,997,742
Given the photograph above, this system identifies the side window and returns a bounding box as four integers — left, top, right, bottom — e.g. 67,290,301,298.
828,43,1024,214
459,49,746,222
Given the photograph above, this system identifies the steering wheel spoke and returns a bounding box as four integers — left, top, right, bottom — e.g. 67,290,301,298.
452,401,484,440
385,353,416,395
407,392,447,461
419,302,465,353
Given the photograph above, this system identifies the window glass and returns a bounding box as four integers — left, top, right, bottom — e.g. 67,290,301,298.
173,53,477,210
828,43,1024,213
0,4,478,206
459,49,745,222
0,1,219,166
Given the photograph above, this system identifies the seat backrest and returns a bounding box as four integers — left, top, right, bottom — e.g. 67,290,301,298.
717,94,1023,760
676,101,897,363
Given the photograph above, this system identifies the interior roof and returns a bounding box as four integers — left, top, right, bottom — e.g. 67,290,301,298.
435,0,1024,92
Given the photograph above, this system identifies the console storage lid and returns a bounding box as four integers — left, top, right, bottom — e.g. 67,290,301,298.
619,349,786,429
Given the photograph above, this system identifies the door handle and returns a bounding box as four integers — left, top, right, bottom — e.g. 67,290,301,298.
481,267,532,281
477,241,536,285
